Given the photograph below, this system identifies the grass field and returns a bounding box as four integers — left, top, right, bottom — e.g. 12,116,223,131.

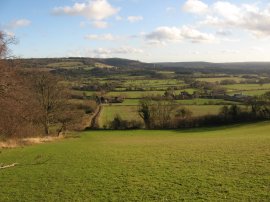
0,122,269,201
224,83,270,91
175,99,237,105
99,105,142,127
197,77,245,83
99,105,223,127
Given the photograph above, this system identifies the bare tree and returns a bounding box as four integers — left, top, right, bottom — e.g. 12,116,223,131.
0,31,85,138
0,31,38,138
138,98,175,129
0,31,17,59
30,73,69,135
56,105,84,136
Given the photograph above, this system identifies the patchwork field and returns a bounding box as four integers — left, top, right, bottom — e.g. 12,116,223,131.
82,89,197,99
1,122,269,201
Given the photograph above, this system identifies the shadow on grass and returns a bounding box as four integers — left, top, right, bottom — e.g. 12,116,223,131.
83,121,270,134
172,120,269,134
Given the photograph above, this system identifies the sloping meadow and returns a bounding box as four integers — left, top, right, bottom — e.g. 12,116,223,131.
0,122,270,201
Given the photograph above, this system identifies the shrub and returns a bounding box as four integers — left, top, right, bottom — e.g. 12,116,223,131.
109,115,143,130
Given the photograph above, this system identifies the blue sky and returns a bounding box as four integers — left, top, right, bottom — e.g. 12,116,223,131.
1,0,270,62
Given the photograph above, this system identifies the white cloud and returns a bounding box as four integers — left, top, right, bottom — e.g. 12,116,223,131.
213,1,241,22
146,27,183,42
92,21,108,29
110,46,144,54
52,0,119,21
127,16,143,23
7,19,31,29
183,0,208,15
197,1,270,37
145,26,215,44
92,48,112,57
181,26,216,43
67,46,144,58
84,33,116,41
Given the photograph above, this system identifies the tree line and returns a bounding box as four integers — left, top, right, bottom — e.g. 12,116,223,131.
108,95,270,130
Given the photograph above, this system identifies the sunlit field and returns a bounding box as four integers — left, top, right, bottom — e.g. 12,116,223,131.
1,122,269,201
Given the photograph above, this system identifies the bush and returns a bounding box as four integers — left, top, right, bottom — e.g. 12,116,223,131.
74,100,97,114
109,115,143,130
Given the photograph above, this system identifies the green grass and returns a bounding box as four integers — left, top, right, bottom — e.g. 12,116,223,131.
0,122,270,201
47,61,84,68
228,89,269,96
175,105,222,116
224,83,270,91
99,105,223,127
175,99,237,105
99,105,142,127
122,79,184,91
197,77,244,83
107,91,166,98
113,99,140,106
123,79,182,86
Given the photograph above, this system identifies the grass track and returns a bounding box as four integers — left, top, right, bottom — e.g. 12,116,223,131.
0,122,270,201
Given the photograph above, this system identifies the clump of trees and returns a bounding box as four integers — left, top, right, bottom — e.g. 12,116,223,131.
0,31,89,139
247,92,270,119
0,67,37,138
108,114,142,130
136,94,270,130
0,69,87,138
138,98,176,129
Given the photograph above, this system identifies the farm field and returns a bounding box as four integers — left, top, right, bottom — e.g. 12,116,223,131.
0,122,269,201
223,83,270,91
228,89,269,96
82,89,197,99
99,105,142,127
197,77,245,83
98,104,223,128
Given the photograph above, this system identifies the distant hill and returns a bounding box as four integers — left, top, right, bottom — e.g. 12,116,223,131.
13,57,270,74
15,57,151,69
156,61,270,70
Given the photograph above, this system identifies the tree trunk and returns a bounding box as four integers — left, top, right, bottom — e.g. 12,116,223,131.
44,122,49,135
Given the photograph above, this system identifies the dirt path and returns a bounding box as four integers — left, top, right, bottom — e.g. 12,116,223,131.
89,105,102,129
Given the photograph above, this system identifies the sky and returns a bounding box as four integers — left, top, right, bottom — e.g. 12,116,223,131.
1,0,270,62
